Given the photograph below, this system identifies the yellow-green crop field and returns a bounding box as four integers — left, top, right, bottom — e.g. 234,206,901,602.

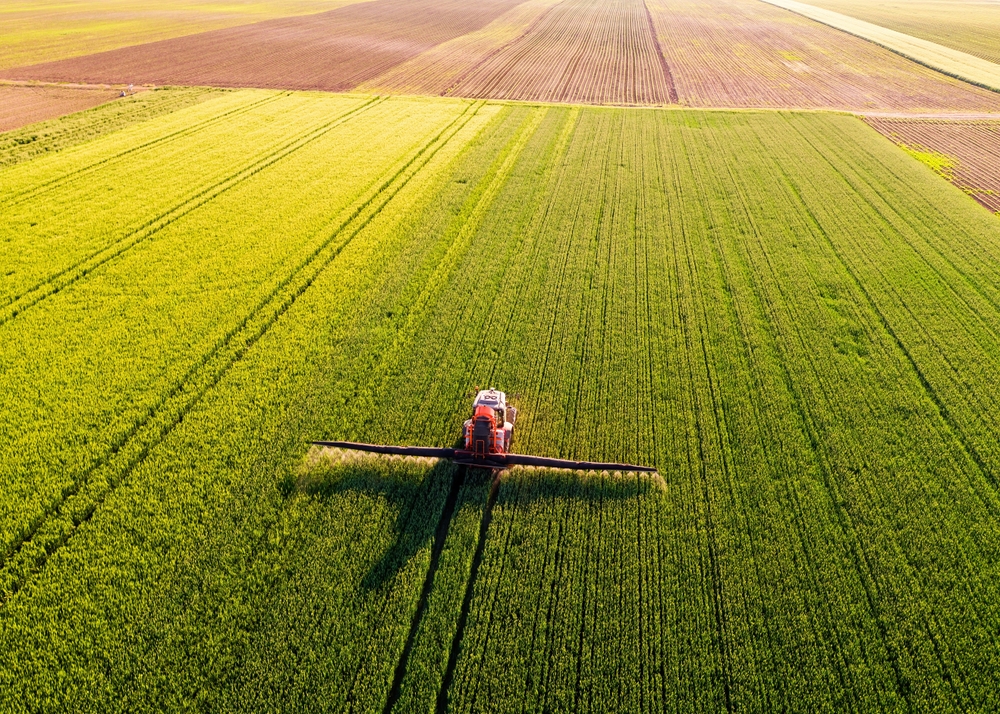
3,91,1000,711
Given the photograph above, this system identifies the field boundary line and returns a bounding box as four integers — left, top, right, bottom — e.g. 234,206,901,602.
0,96,385,325
0,102,485,605
0,90,288,208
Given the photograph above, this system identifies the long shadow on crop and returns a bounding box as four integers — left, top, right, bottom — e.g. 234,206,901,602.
289,448,662,592
288,454,453,591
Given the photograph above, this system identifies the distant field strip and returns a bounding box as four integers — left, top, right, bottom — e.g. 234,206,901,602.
801,0,1000,66
864,117,1000,213
647,0,1000,111
4,97,1000,710
440,0,676,105
761,0,1000,93
0,0,373,70
0,0,527,91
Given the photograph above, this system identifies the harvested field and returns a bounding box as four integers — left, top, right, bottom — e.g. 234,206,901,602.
647,0,1000,111
865,116,1000,213
0,83,119,132
0,0,369,71
0,0,527,92
802,0,1000,66
428,0,676,105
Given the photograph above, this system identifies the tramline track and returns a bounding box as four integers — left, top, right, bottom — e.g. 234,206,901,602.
0,102,486,605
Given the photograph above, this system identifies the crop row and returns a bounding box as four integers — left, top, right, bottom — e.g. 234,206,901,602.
360,0,566,97
4,100,1000,711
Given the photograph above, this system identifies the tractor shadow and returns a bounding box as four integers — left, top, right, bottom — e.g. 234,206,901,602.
290,446,662,591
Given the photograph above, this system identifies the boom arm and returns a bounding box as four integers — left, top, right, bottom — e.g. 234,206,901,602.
501,453,657,472
311,441,656,472
311,441,456,458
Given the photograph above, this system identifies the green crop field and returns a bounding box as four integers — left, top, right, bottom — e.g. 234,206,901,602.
2,92,1000,711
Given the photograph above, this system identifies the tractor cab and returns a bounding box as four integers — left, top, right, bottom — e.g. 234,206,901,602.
464,389,516,456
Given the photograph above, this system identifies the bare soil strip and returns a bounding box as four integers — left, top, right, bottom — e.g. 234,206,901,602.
0,83,121,132
0,0,527,92
646,0,1000,112
864,117,1000,213
444,0,675,105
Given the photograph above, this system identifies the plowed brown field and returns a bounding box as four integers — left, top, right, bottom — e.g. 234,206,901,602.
647,0,1000,112
0,0,526,92
865,117,1000,213
0,83,119,132
359,0,563,96
434,0,676,105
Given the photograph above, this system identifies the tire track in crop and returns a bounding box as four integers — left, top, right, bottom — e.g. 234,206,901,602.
794,117,1000,476
524,114,610,453
421,108,579,451
782,117,997,494
572,483,602,711
767,121,1000,662
566,111,618,462
382,466,466,714
518,495,564,707
0,96,384,326
432,107,578,457
0,102,484,606
705,129,863,701
737,148,930,710
0,90,287,209
435,471,501,714
723,117,919,701
353,106,546,440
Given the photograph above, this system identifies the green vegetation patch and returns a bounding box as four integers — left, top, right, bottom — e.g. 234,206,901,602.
898,141,957,180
